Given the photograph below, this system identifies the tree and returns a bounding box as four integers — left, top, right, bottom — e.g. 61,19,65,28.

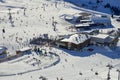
104,3,111,8
88,1,92,4
96,0,100,4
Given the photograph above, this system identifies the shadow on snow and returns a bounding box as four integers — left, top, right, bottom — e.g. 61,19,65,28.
59,45,120,59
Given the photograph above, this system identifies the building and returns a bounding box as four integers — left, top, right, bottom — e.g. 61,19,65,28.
56,33,91,50
0,46,8,59
16,47,32,55
74,12,111,26
91,14,111,26
91,33,118,46
73,12,92,23
64,15,74,21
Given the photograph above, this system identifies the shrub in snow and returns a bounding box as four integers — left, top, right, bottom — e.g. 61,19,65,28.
65,59,67,62
39,76,48,80
95,72,98,75
60,77,63,80
79,72,83,75
91,68,93,71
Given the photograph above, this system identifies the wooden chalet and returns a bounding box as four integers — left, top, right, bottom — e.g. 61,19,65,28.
56,33,91,50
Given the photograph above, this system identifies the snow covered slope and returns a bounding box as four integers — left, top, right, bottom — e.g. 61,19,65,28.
65,0,120,15
0,0,119,80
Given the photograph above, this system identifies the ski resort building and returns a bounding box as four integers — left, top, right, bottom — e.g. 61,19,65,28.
75,23,91,30
56,34,91,50
91,29,119,46
91,14,111,26
71,12,111,27
74,12,92,23
16,47,32,55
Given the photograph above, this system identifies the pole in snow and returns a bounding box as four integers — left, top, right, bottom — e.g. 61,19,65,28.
117,69,120,80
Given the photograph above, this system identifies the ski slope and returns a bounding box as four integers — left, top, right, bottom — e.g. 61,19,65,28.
0,0,120,80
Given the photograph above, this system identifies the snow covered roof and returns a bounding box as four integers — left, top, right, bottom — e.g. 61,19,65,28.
79,12,92,16
75,23,90,28
65,15,74,20
19,47,31,52
93,34,109,39
61,34,90,44
74,12,92,19
0,46,7,54
99,29,118,35
74,13,82,17
92,34,115,43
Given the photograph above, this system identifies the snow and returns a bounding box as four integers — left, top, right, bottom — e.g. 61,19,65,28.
61,34,90,44
64,15,74,20
64,0,120,14
93,34,109,39
18,47,31,52
75,23,90,28
0,0,119,80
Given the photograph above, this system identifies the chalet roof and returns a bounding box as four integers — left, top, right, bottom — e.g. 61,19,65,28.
61,34,90,45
